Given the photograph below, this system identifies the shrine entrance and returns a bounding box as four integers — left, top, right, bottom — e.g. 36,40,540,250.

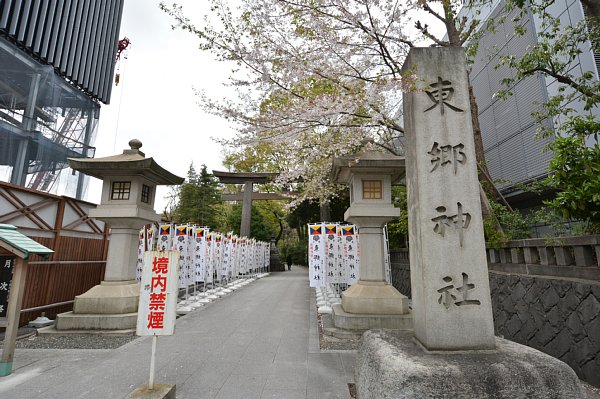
212,170,295,271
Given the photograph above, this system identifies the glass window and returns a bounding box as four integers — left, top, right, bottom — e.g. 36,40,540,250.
141,184,152,204
111,181,131,200
362,180,383,199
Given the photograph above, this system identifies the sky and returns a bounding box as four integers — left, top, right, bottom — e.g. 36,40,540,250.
86,1,445,214
88,0,236,212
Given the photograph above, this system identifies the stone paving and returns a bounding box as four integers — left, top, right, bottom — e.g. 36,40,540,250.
0,267,355,398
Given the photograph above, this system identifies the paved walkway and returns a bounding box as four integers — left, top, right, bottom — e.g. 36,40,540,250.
0,267,355,398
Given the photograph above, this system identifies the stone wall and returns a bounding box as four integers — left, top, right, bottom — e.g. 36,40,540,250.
489,273,600,386
390,236,600,387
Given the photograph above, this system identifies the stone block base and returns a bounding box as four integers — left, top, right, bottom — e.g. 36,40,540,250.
73,281,140,314
37,325,135,335
356,330,584,399
126,384,176,399
341,282,409,315
332,304,412,330
55,311,137,330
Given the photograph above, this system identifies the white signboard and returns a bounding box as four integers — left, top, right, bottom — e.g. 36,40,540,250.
136,251,179,336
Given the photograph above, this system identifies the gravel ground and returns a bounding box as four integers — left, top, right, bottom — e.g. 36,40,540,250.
0,327,138,350
317,312,360,351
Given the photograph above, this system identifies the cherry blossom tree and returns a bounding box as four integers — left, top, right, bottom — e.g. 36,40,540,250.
160,0,485,206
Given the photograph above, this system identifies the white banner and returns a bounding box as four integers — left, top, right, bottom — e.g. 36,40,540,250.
136,228,145,282
324,224,339,283
194,227,208,283
308,224,326,287
174,225,188,289
341,225,359,285
158,224,172,251
136,251,178,336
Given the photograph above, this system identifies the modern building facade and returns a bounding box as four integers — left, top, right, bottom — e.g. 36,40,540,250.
461,0,600,208
0,0,124,198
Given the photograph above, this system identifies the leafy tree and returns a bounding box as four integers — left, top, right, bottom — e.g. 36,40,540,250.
220,201,282,241
160,0,507,209
488,0,600,233
172,163,222,228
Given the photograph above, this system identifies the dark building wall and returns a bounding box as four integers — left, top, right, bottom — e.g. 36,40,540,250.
0,0,125,104
468,2,554,193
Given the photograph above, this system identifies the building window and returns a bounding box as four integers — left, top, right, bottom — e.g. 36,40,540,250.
111,181,131,200
362,180,383,199
141,184,152,204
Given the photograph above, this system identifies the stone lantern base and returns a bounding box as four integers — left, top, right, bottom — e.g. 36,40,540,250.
341,281,409,314
54,280,140,331
331,281,412,331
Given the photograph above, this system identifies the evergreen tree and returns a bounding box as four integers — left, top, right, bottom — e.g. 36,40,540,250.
172,163,222,228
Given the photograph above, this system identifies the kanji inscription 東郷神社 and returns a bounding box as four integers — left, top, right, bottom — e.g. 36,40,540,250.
424,77,464,115
437,272,481,309
427,142,467,174
431,202,471,247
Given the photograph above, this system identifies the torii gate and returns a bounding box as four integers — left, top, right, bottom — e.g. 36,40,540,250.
212,171,293,238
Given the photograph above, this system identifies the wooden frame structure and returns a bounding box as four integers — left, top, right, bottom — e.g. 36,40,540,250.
0,181,109,324
0,224,53,376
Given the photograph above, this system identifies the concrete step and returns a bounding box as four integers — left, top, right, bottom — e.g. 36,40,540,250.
55,311,137,330
323,326,365,340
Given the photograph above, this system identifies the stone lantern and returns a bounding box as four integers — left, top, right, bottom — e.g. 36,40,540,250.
330,150,411,330
56,139,184,331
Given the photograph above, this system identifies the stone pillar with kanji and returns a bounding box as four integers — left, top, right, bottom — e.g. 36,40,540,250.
403,47,495,350
354,47,583,399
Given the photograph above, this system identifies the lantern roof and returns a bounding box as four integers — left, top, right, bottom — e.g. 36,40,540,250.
68,139,184,185
331,150,406,184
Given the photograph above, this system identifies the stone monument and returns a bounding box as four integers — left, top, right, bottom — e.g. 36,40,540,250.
330,150,411,330
354,47,583,398
52,139,184,331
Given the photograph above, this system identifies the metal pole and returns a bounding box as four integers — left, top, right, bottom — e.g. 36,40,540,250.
149,335,157,389
11,73,41,186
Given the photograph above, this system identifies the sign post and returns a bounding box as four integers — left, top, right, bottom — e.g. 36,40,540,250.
128,250,178,398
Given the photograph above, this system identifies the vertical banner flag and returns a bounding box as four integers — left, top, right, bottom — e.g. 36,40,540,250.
232,235,239,277
207,232,214,283
136,228,145,282
336,225,345,283
308,223,326,287
175,225,188,289
213,233,223,282
147,224,156,251
158,224,172,251
137,251,178,336
342,225,359,285
324,224,338,283
186,226,195,287
239,238,247,275
194,227,206,283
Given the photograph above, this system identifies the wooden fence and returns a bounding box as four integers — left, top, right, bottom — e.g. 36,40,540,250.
0,181,109,325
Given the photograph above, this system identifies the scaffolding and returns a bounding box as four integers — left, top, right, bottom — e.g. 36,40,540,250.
0,37,98,198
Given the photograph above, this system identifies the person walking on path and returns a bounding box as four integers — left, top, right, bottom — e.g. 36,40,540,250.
286,254,292,271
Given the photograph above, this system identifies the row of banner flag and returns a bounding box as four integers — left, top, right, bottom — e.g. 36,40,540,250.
308,223,391,288
137,224,270,289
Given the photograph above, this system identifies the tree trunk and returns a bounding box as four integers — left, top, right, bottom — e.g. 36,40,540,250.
581,0,600,21
319,202,330,222
468,82,514,212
